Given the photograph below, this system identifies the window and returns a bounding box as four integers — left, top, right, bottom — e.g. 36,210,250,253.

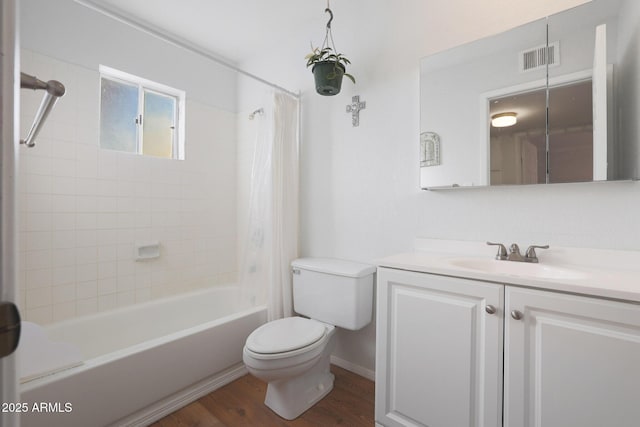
99,65,185,159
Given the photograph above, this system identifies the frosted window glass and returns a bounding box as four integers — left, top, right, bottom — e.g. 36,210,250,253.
100,78,138,153
142,90,176,159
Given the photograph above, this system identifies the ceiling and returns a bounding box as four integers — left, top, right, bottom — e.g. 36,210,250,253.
490,80,593,135
89,0,592,68
91,0,330,64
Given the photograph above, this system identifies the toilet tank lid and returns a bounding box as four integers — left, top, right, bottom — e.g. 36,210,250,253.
291,258,376,278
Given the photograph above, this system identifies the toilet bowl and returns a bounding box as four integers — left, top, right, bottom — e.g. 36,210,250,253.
243,317,336,419
242,258,375,420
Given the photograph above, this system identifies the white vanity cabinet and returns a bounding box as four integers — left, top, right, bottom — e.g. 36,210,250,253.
504,286,640,427
375,267,504,427
376,267,640,427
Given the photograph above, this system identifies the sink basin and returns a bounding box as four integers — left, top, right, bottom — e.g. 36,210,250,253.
447,258,589,280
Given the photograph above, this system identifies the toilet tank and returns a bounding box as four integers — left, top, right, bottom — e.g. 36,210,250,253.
291,258,376,330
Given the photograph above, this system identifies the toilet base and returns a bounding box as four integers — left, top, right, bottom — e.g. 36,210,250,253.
264,352,335,420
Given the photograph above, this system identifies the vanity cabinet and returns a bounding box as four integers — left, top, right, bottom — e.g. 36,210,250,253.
505,286,640,427
375,267,504,427
376,267,640,427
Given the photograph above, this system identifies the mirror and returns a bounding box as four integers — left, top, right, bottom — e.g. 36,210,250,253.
419,0,640,189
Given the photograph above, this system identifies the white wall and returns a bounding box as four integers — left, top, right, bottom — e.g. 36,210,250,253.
242,0,640,374
18,1,239,324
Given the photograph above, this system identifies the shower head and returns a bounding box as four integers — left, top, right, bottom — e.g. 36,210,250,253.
248,108,264,120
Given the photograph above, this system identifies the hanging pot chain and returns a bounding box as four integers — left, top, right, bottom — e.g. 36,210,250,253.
321,0,337,53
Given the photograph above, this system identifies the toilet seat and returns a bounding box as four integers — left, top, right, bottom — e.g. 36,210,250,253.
246,317,327,354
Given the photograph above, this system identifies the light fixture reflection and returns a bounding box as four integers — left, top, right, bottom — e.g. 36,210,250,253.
491,112,517,127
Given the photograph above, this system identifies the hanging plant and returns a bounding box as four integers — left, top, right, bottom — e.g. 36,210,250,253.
304,4,355,96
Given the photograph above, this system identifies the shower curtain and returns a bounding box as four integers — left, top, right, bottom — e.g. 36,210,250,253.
240,91,299,321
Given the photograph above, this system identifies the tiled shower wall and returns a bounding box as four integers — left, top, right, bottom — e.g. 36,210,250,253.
18,50,238,324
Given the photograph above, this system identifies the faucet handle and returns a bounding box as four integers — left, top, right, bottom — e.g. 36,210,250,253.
525,244,549,261
486,241,507,260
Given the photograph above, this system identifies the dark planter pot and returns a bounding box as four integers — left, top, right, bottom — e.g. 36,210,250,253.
312,61,345,96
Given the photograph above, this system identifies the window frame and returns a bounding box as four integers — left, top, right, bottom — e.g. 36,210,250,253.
99,65,186,160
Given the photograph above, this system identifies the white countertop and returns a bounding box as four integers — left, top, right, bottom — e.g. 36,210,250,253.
377,239,640,303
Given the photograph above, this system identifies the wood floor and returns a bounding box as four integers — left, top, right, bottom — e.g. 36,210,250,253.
150,365,375,427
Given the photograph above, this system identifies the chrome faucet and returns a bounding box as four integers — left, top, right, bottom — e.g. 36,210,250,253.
487,242,549,263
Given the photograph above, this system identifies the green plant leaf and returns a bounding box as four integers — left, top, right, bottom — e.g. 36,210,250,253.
344,73,356,84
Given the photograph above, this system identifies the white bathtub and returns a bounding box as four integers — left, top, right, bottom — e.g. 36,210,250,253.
19,286,267,427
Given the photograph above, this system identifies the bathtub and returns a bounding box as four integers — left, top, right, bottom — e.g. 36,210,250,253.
19,286,267,427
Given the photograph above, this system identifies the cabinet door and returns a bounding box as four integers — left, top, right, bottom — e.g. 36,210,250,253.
376,268,503,427
505,287,640,427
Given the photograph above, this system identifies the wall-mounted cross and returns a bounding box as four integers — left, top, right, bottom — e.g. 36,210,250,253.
346,95,366,127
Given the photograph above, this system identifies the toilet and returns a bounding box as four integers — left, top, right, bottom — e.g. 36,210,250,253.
242,257,376,420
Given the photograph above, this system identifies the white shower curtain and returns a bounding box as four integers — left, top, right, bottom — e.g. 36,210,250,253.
240,91,299,321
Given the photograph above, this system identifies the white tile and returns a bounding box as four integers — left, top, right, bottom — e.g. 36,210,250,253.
116,275,135,292
117,229,135,244
117,291,135,308
117,197,135,212
135,288,151,303
96,179,118,197
98,245,117,262
76,196,98,213
25,268,52,289
52,301,76,322
98,261,116,279
76,158,98,178
25,250,52,270
76,144,98,161
52,284,76,304
117,212,135,228
52,248,76,267
51,158,76,177
51,176,76,195
117,244,133,260
116,154,135,181
134,212,152,228
97,197,118,212
25,231,51,251
50,140,76,159
52,195,76,213
98,151,118,179
76,178,98,195
26,213,52,232
76,297,98,316
25,156,53,175
76,213,97,230
98,294,117,312
98,277,117,295
76,230,97,247
52,230,75,249
52,265,75,286
26,174,53,194
134,182,152,197
26,306,53,324
117,259,135,276
76,281,97,299
117,180,135,197
26,287,52,308
134,197,152,213
97,229,118,246
96,213,118,229
26,194,52,213
75,246,97,264
52,213,75,230
76,263,97,282
135,271,151,288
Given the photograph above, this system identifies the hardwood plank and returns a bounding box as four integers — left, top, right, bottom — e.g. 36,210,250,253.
149,401,225,427
153,364,374,427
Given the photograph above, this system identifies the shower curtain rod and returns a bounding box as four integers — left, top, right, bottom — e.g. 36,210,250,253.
75,0,300,99
20,72,66,147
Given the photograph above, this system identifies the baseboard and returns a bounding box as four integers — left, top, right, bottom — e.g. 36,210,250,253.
330,355,375,382
114,363,248,427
